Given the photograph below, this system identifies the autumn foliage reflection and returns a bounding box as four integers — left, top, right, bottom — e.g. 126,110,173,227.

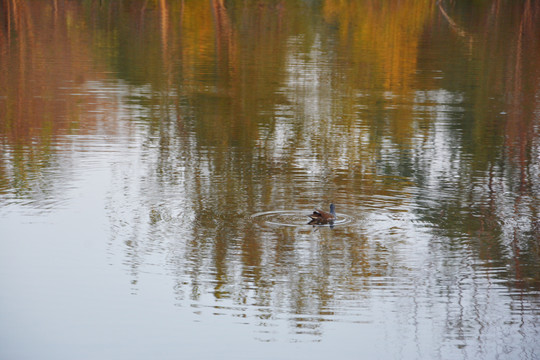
1,0,539,329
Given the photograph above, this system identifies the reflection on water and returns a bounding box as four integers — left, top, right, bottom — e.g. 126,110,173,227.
1,0,540,359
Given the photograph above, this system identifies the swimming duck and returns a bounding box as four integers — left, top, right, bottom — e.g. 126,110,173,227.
308,203,336,224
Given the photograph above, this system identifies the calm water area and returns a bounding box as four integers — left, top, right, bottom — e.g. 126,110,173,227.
1,1,540,359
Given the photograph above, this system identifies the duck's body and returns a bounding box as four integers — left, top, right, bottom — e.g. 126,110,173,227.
308,203,336,224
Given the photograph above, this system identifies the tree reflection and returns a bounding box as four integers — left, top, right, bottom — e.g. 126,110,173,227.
1,0,539,346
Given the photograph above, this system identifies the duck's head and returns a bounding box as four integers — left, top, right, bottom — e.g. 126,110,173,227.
330,203,336,217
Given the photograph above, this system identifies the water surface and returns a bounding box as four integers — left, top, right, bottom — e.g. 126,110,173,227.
1,1,539,359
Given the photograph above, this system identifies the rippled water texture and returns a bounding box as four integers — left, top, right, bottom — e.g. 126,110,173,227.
251,210,354,227
1,1,539,359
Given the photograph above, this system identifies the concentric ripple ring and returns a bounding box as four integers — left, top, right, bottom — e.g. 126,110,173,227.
251,210,353,227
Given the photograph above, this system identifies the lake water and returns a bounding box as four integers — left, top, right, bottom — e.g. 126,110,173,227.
1,1,539,359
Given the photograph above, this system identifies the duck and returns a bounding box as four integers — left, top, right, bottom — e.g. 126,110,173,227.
308,203,336,224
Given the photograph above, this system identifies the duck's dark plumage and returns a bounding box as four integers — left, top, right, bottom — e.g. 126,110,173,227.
308,203,336,224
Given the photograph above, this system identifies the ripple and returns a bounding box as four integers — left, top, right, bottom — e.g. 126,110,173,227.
250,210,354,227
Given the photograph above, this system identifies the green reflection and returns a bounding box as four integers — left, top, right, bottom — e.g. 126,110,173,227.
1,0,539,346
